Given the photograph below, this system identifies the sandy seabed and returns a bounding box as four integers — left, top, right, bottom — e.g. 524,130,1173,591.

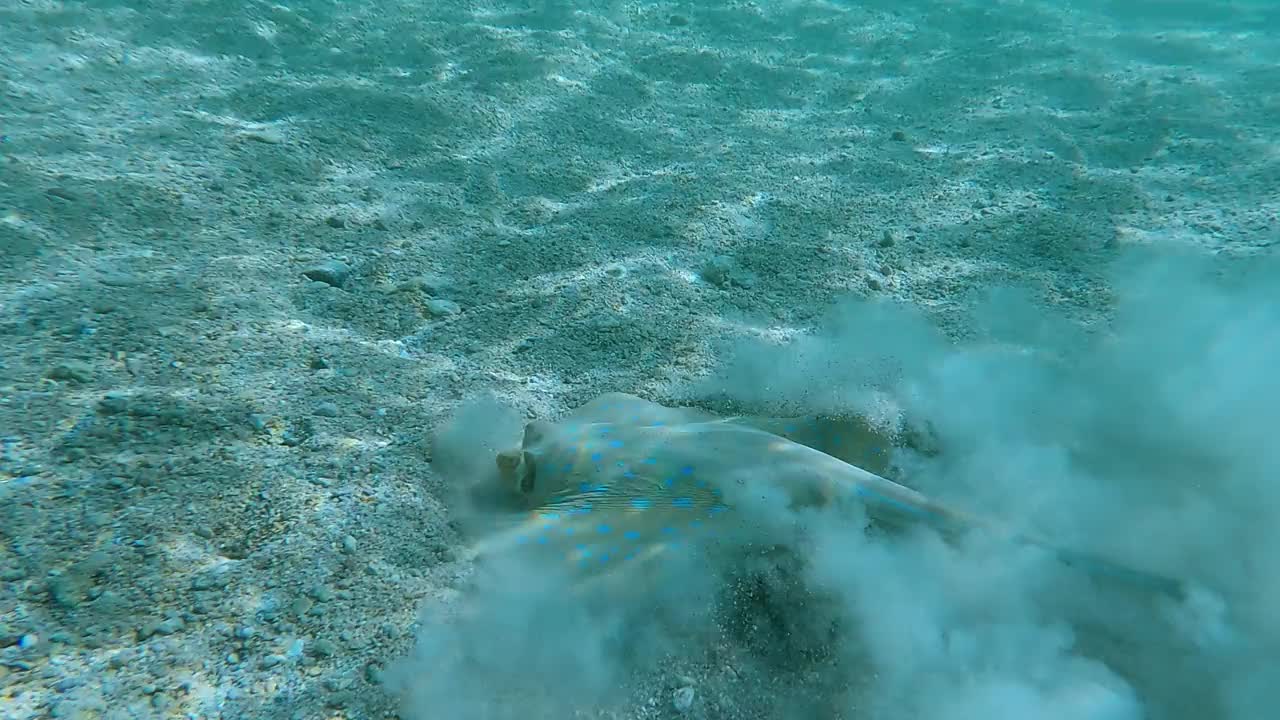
2,1,1278,719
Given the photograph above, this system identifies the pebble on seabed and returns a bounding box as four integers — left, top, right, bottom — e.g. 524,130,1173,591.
672,686,695,713
301,259,352,288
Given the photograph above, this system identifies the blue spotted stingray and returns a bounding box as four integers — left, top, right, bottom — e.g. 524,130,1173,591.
477,393,1186,598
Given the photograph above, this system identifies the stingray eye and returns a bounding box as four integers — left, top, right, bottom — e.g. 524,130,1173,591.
519,451,537,493
523,420,556,448
496,449,522,474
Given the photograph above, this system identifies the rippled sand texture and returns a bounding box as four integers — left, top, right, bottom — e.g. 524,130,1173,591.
2,1,1277,719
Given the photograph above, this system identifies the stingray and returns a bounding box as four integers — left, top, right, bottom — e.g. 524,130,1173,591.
471,393,1186,599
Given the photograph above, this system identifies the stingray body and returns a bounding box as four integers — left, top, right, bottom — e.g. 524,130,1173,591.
478,393,1185,598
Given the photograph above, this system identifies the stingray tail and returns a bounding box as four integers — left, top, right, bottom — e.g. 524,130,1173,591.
845,464,1190,600
1040,544,1189,598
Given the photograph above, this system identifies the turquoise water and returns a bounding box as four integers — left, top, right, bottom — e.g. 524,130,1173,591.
1,1,1277,719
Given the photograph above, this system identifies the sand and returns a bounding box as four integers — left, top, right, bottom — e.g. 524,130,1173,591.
1,1,1277,718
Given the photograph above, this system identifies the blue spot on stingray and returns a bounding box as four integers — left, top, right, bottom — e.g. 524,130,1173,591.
562,463,573,473
673,497,694,509
662,526,676,535
541,512,560,522
694,479,707,488
608,439,624,448
662,477,675,488
680,465,694,475
536,535,549,545
599,426,612,436
597,524,612,534
590,452,603,462
642,457,657,465
599,552,611,563
690,520,703,529
649,420,665,427
563,526,575,536
616,461,626,468
709,505,728,516
630,498,652,510
622,470,637,479
516,535,528,545
623,530,641,540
